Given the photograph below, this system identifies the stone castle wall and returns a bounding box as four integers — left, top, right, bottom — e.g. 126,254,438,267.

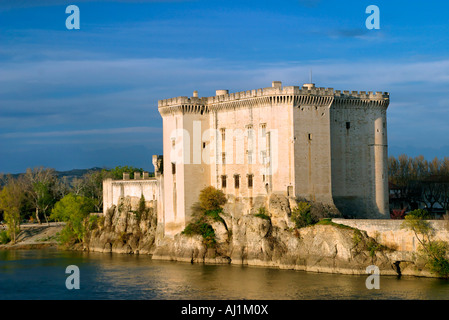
157,81,390,235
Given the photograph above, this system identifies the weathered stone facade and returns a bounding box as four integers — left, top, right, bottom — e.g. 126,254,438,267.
158,81,390,236
103,81,390,238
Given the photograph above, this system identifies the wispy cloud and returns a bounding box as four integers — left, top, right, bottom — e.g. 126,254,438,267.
0,126,160,139
1,55,448,171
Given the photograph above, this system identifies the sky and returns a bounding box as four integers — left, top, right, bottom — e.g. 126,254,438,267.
0,0,449,173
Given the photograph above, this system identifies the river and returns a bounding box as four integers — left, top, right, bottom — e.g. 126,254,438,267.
1,249,449,300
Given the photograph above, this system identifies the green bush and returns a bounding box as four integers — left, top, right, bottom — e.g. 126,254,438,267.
50,193,95,246
182,220,216,248
182,186,228,249
254,207,270,220
291,201,317,228
87,215,100,231
198,186,227,211
0,230,10,244
423,241,449,278
407,209,430,219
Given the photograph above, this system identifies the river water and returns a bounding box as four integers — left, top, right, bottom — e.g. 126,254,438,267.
1,249,449,300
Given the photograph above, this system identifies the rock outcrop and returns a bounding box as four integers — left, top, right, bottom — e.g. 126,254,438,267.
84,196,157,254
85,194,406,276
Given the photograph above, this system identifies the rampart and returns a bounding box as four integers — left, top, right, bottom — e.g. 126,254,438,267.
333,218,449,254
103,172,159,214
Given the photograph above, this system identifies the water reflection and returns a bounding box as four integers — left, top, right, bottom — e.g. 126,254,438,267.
1,249,449,300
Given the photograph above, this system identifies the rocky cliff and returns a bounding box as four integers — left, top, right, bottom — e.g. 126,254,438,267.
83,194,410,277
84,196,157,255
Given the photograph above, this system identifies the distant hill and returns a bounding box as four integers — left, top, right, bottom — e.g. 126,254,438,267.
55,167,105,180
0,167,105,186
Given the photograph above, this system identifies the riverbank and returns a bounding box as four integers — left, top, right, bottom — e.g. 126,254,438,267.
0,223,64,250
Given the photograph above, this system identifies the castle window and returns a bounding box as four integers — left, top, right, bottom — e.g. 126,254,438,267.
260,123,267,136
171,162,176,175
221,175,227,189
248,174,254,188
220,128,226,142
346,122,351,130
203,142,206,149
308,133,312,141
234,174,240,189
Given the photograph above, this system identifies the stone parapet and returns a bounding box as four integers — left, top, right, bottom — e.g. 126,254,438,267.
158,82,389,114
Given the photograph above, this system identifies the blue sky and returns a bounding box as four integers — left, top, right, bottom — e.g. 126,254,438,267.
1,0,449,173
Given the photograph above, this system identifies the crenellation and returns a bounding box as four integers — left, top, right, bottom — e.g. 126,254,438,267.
107,80,391,236
158,84,388,112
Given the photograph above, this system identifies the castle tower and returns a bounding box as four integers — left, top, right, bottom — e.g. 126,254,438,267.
157,82,390,237
158,92,211,236
329,91,390,218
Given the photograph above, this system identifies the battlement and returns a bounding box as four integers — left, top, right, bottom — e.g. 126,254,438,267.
157,81,389,110
121,172,156,181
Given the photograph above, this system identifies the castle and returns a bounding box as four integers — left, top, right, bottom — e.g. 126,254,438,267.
103,81,390,237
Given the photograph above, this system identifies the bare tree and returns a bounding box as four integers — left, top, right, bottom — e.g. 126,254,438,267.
23,167,57,225
70,177,85,196
55,176,71,199
81,170,108,213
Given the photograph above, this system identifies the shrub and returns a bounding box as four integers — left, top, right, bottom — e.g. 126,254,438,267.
0,230,10,244
198,186,227,211
425,241,449,278
87,215,100,231
136,195,150,222
182,220,216,248
254,207,270,220
402,212,449,278
291,201,316,228
50,193,95,245
390,209,406,220
407,209,430,219
182,186,228,248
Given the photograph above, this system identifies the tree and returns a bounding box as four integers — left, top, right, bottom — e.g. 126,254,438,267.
107,166,144,180
198,186,227,212
80,170,108,213
401,210,449,278
182,186,228,248
24,167,58,224
55,176,71,199
291,201,316,228
0,178,25,243
50,193,95,245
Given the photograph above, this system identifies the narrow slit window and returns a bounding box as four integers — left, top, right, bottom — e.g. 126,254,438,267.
171,163,176,175
308,133,312,141
221,175,227,189
234,175,240,189
346,122,351,130
220,128,226,142
248,174,253,188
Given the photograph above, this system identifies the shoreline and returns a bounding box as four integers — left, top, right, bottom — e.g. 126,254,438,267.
0,222,64,250
0,222,441,279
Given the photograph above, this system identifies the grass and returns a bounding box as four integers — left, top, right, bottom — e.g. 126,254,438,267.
254,213,271,220
316,218,357,230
